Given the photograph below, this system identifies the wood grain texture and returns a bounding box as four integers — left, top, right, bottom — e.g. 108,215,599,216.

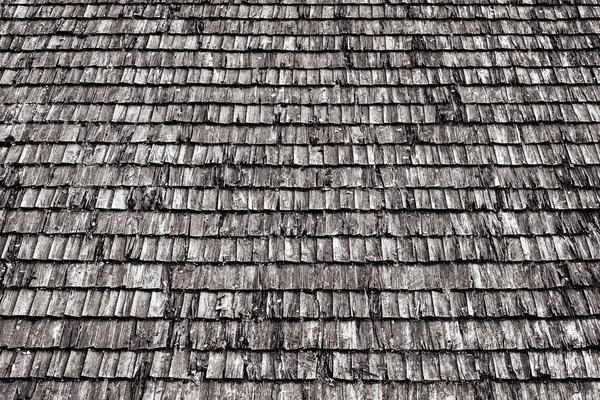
1,1,600,398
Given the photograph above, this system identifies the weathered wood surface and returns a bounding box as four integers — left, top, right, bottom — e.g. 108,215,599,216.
1,1,600,399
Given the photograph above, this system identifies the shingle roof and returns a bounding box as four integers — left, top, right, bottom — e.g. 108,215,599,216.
1,1,600,399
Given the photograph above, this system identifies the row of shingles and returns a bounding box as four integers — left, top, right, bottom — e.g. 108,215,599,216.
2,66,599,86
3,4,598,20
200,0,600,6
2,233,599,263
4,187,600,212
2,50,600,69
3,19,599,35
141,380,600,400
3,143,600,166
0,381,598,400
1,286,599,319
2,15,600,36
0,71,596,123
0,380,131,400
7,222,595,259
0,317,599,351
1,170,599,222
3,84,600,105
2,123,598,144
2,210,599,237
150,318,600,352
1,348,600,382
0,87,598,122
4,34,600,52
3,102,598,124
3,164,600,189
3,261,598,291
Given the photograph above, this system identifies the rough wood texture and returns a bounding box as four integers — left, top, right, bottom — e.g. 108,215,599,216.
1,1,600,399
